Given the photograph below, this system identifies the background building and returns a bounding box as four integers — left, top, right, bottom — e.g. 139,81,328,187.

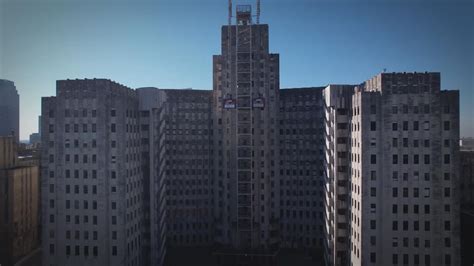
0,136,40,266
0,79,20,141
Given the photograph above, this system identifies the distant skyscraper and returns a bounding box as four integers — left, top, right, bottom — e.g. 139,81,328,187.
323,72,460,266
0,79,19,141
41,79,145,266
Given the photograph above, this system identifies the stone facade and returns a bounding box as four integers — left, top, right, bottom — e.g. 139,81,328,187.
41,79,144,266
324,73,460,266
0,136,40,266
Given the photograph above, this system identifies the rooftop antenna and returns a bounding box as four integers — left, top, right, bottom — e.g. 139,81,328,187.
228,0,232,25
256,0,261,24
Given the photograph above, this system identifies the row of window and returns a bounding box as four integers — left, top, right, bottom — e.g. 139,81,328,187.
370,154,451,165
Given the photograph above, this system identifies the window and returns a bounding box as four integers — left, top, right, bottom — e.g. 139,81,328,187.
403,121,408,131
50,244,55,255
392,171,398,181
444,237,451,247
370,187,376,197
444,187,451,198
370,236,376,246
392,123,398,131
403,221,408,231
370,171,376,181
424,154,430,164
413,121,419,131
445,254,451,265
392,188,398,197
424,221,430,231
444,173,451,181
414,155,419,164
443,121,450,131
403,154,408,164
414,221,419,231
444,139,450,147
370,121,376,131
413,139,419,147
370,155,376,164
444,154,450,164
414,188,419,198
111,124,116,133
370,252,376,263
392,254,398,264
393,154,398,164
112,246,117,256
392,204,398,214
370,220,376,229
111,109,116,117
444,221,451,231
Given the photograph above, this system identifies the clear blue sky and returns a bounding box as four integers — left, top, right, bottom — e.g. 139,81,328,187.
1,0,473,140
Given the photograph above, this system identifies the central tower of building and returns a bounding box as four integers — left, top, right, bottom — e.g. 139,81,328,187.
213,2,281,259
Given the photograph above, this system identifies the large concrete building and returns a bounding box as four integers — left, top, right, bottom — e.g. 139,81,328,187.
323,73,461,266
41,79,146,266
0,136,40,266
39,4,463,266
212,5,281,261
0,79,20,141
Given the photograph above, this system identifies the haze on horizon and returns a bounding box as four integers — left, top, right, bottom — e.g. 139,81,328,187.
0,0,472,140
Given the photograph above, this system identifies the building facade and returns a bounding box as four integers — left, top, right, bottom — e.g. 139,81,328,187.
0,136,40,266
38,5,463,266
324,73,461,266
41,79,144,266
460,150,474,212
212,6,281,260
0,79,20,141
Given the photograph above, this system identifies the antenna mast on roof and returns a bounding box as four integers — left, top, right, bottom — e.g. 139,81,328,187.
228,0,232,25
256,0,261,24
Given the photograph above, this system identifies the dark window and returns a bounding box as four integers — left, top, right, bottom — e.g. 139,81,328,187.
443,121,450,131
370,252,376,263
413,121,419,131
370,155,376,164
424,154,430,164
393,155,398,164
392,187,398,197
444,154,450,164
370,121,376,131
